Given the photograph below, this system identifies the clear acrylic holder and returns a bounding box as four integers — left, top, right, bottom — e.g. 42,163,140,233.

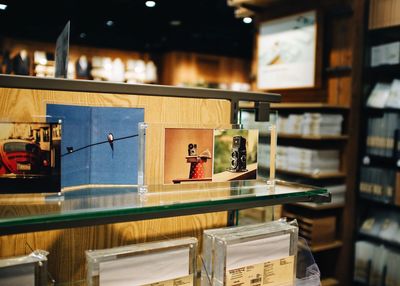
46,104,145,192
201,218,292,286
0,250,49,286
295,237,321,285
203,219,298,286
239,109,278,184
86,237,198,286
137,121,277,193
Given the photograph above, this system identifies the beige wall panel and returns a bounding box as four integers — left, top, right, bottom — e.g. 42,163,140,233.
0,87,231,184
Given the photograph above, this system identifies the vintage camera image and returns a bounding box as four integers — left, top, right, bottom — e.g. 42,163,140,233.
212,129,258,182
0,122,61,193
164,128,214,184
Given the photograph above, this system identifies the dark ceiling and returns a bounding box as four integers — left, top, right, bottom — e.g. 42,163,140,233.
0,0,255,58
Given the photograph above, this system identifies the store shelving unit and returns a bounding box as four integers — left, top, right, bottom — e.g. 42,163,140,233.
310,240,343,253
276,169,347,180
321,277,340,286
269,103,350,284
238,1,366,284
354,1,400,284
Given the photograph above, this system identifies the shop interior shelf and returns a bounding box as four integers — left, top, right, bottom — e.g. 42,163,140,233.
358,232,400,250
309,240,343,253
277,133,349,141
295,201,345,210
276,168,346,179
321,277,340,286
0,180,329,236
270,103,349,110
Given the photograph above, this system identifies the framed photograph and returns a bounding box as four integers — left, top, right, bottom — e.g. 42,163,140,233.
164,128,214,184
212,129,258,182
0,122,61,193
162,127,258,184
257,10,317,90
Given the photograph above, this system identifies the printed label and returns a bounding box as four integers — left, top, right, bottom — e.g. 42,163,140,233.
143,275,193,286
226,256,295,286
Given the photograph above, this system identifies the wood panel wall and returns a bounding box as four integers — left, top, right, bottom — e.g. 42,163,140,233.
0,87,231,284
368,0,400,29
162,51,251,86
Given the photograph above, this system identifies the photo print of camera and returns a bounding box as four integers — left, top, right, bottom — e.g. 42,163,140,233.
229,135,247,172
188,143,197,156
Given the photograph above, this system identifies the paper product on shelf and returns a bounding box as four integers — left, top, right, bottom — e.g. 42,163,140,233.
371,42,400,67
369,245,388,286
386,251,400,286
202,220,298,286
0,250,48,286
354,241,376,283
385,79,400,109
277,113,343,136
86,237,197,286
379,213,399,241
302,113,343,136
366,83,392,108
285,114,303,134
277,146,340,174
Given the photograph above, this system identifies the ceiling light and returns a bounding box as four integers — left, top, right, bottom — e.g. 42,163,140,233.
106,20,114,27
170,20,181,26
145,1,156,8
80,33,87,39
0,4,7,10
243,17,252,24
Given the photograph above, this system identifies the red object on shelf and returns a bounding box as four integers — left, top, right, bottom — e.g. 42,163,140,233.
189,160,206,179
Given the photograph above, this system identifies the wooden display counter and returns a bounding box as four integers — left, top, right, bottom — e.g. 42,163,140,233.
0,75,279,284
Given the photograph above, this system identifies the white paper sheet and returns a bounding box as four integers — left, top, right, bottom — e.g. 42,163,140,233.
99,247,189,286
0,264,35,286
226,233,290,270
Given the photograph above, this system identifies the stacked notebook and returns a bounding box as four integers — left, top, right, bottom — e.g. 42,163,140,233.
354,241,400,285
277,147,340,174
367,80,400,109
278,113,343,136
359,167,398,203
202,220,298,286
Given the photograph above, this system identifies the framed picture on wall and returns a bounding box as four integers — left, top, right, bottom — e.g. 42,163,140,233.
257,10,318,90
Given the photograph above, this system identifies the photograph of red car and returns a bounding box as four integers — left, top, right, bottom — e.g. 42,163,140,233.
0,122,61,193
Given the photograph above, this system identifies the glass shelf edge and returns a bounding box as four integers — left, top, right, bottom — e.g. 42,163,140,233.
0,181,327,236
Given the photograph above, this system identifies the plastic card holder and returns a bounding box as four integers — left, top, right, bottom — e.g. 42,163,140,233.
201,219,290,286
238,109,278,181
0,250,49,286
46,104,145,190
203,220,298,286
86,237,197,286
138,122,275,189
0,121,61,193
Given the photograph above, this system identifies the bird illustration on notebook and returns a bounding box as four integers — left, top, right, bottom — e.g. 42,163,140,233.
108,133,114,157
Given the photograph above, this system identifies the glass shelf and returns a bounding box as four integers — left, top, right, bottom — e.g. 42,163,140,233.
0,180,329,235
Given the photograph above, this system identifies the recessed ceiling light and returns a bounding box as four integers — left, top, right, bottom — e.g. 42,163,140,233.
243,17,252,24
106,20,114,27
145,1,156,8
0,4,7,10
170,20,181,26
